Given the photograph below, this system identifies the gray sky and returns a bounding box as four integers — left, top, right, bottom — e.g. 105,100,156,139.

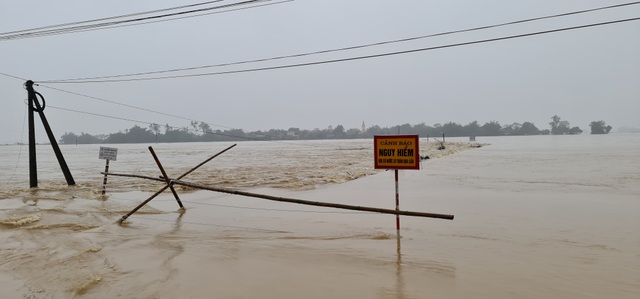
1,0,639,144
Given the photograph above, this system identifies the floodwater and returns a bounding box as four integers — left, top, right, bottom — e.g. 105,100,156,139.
0,135,638,298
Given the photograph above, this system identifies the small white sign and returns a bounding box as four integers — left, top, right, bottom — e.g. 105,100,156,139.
99,147,118,161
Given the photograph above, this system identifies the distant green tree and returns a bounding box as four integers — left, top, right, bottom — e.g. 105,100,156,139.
568,126,583,135
481,121,502,136
59,132,78,144
442,122,464,137
58,119,592,144
149,123,161,135
129,125,156,142
345,128,362,139
463,121,481,137
366,125,383,137
413,123,430,136
501,123,522,136
397,123,413,134
519,122,540,135
77,132,103,144
549,115,561,134
333,125,346,138
558,121,571,134
190,121,199,133
550,115,581,135
589,121,612,134
161,127,193,143
198,122,212,134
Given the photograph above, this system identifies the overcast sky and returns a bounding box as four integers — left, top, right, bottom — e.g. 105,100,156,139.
1,0,639,144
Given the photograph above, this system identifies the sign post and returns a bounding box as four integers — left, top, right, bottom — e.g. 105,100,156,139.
99,147,118,195
374,135,420,237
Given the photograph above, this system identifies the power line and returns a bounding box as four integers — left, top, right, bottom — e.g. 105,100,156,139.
5,6,637,143
0,0,258,40
0,72,247,137
0,0,281,41
0,0,225,36
38,1,640,83
0,72,341,145
41,16,640,84
38,84,232,130
46,104,264,141
67,0,293,37
0,72,27,81
0,95,27,191
46,103,368,146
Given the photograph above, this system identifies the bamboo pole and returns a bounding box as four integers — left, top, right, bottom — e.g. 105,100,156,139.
148,146,183,208
104,170,454,220
117,144,236,222
171,179,454,220
100,172,164,182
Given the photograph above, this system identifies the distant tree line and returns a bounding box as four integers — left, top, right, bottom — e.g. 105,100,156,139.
58,116,611,144
589,120,612,134
549,115,583,135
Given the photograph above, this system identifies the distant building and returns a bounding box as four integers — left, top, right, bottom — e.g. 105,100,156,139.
361,121,366,133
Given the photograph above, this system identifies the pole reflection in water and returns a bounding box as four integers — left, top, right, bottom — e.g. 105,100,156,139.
395,236,406,299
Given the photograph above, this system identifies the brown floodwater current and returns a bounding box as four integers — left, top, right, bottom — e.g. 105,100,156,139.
0,136,638,298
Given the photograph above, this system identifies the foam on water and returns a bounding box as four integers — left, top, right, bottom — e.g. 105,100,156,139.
0,213,41,227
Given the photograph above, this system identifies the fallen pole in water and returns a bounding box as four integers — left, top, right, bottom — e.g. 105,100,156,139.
104,169,454,220
100,172,164,182
170,179,454,220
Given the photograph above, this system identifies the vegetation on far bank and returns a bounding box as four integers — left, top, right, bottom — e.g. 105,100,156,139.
58,116,613,144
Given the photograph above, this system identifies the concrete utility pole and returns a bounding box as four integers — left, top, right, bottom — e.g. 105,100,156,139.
25,80,75,188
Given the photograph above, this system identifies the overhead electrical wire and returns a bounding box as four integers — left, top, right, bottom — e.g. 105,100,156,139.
0,72,335,145
4,4,638,144
38,1,640,83
0,0,292,41
45,103,365,148
0,0,226,36
0,0,262,40
66,0,293,35
0,72,27,81
40,16,640,84
0,0,281,41
39,84,234,130
0,72,249,140
39,86,339,146
0,94,27,191
46,104,263,141
62,0,295,36
1,72,194,124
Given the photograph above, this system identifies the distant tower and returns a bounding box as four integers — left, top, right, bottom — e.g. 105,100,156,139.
361,121,366,133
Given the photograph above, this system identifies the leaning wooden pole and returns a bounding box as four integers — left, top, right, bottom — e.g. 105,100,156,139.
172,179,454,220
104,171,454,220
148,146,183,208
